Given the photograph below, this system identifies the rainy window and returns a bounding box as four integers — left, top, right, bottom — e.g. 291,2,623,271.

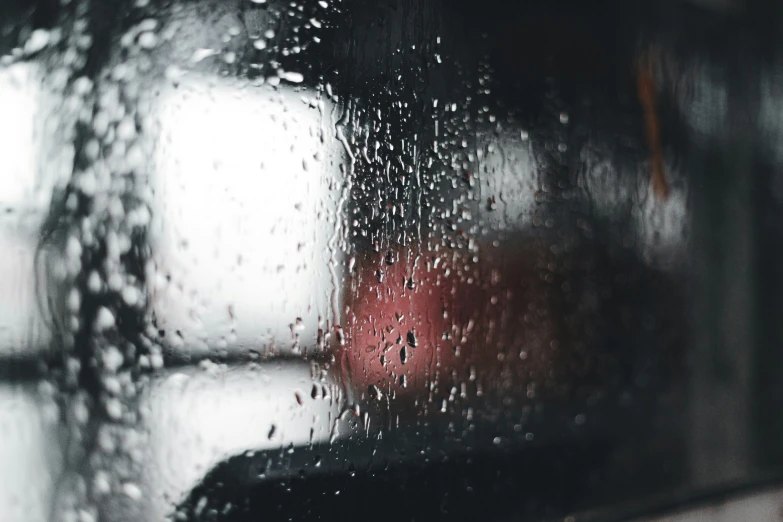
2,1,783,522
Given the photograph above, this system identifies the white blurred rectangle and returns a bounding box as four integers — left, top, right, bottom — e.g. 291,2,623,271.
0,63,55,355
149,76,345,357
0,235,51,355
0,383,62,522
0,64,37,208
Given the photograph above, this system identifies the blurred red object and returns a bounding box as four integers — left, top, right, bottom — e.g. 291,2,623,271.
338,240,564,401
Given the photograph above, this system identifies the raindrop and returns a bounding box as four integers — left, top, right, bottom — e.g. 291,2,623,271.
368,384,383,400
280,71,304,84
190,48,218,63
122,482,143,500
105,398,122,419
102,346,124,372
94,307,116,331
24,29,50,54
93,471,111,496
122,285,140,306
137,31,157,49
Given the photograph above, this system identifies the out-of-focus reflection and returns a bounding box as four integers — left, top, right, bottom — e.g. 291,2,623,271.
338,111,687,404
148,75,344,359
0,64,38,211
137,362,341,520
0,64,50,355
0,384,61,522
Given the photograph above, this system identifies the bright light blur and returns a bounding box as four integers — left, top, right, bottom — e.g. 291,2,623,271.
475,128,537,232
0,64,52,355
473,126,686,264
0,384,61,522
139,363,341,520
0,64,38,209
149,75,345,357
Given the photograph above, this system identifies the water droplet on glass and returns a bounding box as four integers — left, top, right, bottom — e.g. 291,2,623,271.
24,29,50,55
368,384,382,400
122,482,143,500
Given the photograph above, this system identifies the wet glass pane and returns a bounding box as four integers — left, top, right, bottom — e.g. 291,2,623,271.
2,0,783,521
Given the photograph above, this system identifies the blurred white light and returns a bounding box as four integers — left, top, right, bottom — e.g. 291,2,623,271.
637,185,688,266
0,64,53,355
0,64,38,209
139,363,341,520
0,384,61,522
149,76,345,357
0,239,51,355
475,128,537,232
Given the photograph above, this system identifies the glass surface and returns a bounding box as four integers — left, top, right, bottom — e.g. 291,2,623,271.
1,0,783,521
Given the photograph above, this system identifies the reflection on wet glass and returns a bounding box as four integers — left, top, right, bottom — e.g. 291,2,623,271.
1,0,783,521
149,75,343,357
